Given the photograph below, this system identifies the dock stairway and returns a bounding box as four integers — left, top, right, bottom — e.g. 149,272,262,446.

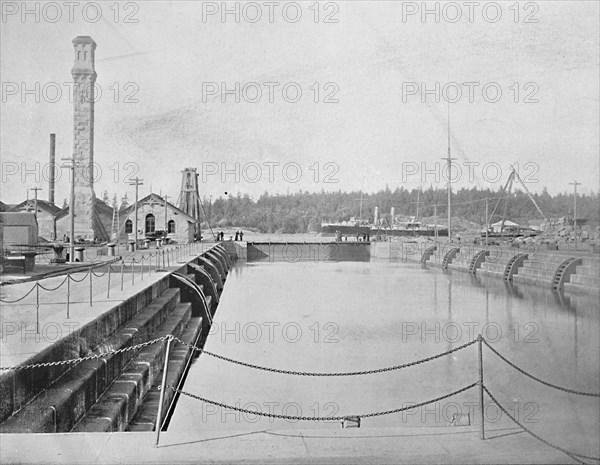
551,257,582,292
0,247,231,434
564,257,600,294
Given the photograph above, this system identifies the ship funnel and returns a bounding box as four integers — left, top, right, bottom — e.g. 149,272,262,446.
390,207,395,224
374,207,379,225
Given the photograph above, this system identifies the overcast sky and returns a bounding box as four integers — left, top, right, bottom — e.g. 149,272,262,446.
1,1,599,206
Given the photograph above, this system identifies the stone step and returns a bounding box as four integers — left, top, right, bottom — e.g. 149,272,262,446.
72,303,194,433
480,262,507,273
520,261,563,271
515,267,555,279
564,282,600,294
127,317,203,432
513,274,552,287
568,275,600,289
0,288,181,433
447,263,470,272
0,279,172,423
574,265,600,277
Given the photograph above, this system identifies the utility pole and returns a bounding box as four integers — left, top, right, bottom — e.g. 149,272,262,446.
569,181,581,251
163,194,169,233
128,177,144,251
485,197,489,246
30,187,42,220
61,158,79,262
434,203,438,244
443,102,457,240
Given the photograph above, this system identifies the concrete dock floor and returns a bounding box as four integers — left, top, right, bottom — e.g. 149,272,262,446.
0,425,591,464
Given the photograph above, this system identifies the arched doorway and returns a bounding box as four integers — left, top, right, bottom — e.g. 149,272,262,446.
145,214,155,234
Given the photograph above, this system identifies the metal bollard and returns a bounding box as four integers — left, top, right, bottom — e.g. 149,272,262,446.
478,334,485,440
107,264,111,298
66,275,71,319
155,336,173,447
35,284,40,334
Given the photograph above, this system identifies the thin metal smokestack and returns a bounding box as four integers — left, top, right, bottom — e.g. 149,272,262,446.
49,133,56,204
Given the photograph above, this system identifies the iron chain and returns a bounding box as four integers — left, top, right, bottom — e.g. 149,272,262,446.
483,386,598,464
0,336,168,371
483,339,600,397
169,382,478,421
171,336,477,376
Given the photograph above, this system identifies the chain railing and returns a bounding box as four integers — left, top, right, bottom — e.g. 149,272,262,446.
482,339,600,397
0,335,168,371
0,243,208,334
0,331,598,462
483,386,598,464
166,382,478,421
171,336,477,376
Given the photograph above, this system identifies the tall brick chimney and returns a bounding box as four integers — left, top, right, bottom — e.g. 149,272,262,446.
49,133,56,204
71,36,97,240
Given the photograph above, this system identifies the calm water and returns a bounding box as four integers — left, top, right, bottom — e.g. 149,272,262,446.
168,259,599,450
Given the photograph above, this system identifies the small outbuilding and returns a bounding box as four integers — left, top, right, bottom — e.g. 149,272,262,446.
0,212,39,251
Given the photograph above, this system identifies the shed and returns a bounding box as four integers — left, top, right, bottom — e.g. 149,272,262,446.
0,212,39,251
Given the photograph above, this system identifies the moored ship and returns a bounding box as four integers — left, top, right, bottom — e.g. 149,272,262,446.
320,217,371,235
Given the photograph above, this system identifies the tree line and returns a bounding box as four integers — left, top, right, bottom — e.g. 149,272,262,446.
202,186,600,234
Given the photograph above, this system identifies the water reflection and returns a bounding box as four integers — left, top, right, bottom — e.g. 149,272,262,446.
170,260,599,446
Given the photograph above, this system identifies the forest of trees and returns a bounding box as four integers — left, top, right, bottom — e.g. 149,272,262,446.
202,186,600,234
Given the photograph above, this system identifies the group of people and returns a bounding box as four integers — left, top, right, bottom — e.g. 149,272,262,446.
216,230,245,241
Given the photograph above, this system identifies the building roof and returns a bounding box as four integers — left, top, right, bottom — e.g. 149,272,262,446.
119,193,197,223
55,197,113,220
9,199,62,216
0,212,38,226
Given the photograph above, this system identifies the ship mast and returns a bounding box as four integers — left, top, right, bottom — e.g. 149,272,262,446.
442,101,457,239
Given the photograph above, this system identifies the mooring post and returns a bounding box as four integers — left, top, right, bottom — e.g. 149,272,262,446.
120,259,124,291
89,270,93,306
107,264,111,298
155,335,173,447
35,284,40,334
478,334,485,439
66,275,71,319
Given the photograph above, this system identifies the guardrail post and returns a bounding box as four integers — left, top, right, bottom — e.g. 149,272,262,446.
120,259,124,291
131,259,135,286
167,250,170,268
66,275,71,319
89,270,93,306
478,334,485,440
35,284,40,334
141,256,145,281
107,264,111,298
155,335,173,447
